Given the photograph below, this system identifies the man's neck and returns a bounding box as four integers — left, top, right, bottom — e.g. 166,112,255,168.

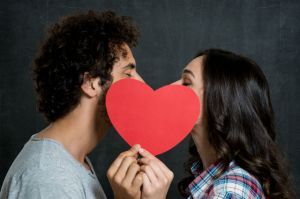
37,103,109,165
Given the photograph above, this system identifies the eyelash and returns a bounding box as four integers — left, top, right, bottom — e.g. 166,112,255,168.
125,73,132,77
183,82,191,86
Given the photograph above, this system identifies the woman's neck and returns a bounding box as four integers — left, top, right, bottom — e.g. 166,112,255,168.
191,124,218,170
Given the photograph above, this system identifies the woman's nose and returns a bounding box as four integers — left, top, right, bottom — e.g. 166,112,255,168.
171,80,181,85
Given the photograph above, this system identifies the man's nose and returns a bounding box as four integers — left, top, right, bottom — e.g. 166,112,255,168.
133,72,145,83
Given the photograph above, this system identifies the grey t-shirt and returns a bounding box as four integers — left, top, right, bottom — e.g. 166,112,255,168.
0,135,107,199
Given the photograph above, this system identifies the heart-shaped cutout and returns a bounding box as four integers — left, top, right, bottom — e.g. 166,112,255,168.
106,79,200,155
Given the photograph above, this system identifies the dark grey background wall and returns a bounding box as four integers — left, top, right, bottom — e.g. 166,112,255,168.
0,0,299,198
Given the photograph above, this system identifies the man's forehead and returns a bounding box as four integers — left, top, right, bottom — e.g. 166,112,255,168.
117,43,131,56
113,48,136,69
118,45,136,65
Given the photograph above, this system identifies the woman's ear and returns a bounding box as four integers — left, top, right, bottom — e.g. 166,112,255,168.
81,72,101,97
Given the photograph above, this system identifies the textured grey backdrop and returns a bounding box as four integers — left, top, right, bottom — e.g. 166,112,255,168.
0,0,299,198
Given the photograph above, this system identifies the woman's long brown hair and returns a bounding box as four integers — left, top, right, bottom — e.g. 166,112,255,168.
178,49,293,198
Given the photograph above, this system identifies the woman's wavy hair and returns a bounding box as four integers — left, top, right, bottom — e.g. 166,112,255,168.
178,49,293,198
32,10,139,122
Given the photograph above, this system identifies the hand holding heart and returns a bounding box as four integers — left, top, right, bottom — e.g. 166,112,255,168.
107,145,173,199
138,148,173,199
107,145,143,199
106,145,172,199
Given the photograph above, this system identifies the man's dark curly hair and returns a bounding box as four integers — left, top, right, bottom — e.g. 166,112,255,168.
32,10,139,122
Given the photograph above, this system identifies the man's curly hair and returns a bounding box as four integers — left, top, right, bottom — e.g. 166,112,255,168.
32,10,139,122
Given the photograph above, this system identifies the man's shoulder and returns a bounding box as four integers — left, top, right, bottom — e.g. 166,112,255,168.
1,160,85,199
3,160,81,187
1,166,85,199
10,137,79,170
3,138,82,187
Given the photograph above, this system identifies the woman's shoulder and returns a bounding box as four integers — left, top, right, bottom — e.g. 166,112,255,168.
208,161,265,199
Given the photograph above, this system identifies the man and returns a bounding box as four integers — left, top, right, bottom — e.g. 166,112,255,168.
0,10,173,199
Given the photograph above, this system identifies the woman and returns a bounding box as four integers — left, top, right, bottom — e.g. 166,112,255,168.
175,49,292,198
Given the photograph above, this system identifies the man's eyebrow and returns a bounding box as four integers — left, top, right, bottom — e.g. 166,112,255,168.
122,63,136,70
182,69,195,78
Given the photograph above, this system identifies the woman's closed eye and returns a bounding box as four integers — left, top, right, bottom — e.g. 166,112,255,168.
182,78,192,86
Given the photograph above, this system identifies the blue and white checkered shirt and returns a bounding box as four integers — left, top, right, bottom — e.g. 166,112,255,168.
187,160,265,199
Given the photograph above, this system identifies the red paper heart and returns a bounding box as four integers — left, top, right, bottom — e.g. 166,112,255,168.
106,79,200,155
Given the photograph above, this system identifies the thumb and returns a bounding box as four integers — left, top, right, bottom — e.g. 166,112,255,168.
138,148,155,160
130,144,141,159
130,144,141,154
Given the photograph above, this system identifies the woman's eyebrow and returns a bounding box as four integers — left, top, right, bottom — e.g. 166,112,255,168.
182,69,195,78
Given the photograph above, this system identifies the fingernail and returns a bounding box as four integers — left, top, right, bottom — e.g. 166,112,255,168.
139,148,144,153
134,144,141,151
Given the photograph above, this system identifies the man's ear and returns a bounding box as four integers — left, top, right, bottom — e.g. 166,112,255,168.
81,72,101,97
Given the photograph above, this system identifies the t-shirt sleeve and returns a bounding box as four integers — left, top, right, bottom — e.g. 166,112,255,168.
4,168,86,199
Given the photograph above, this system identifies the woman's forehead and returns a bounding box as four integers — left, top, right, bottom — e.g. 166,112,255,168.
184,56,203,73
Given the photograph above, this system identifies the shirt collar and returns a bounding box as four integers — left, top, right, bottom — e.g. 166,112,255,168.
188,160,225,197
190,160,202,177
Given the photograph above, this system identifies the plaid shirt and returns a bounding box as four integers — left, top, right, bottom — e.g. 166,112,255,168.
187,160,265,199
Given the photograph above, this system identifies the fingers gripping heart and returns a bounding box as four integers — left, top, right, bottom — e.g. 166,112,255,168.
107,145,173,199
